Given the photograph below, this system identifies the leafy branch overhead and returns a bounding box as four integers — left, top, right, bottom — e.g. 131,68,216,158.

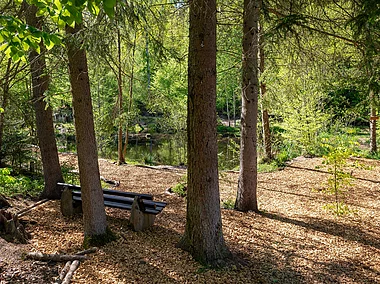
0,0,118,61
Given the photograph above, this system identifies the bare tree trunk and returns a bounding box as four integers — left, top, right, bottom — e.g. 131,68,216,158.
258,23,272,161
25,4,64,199
66,23,107,236
117,29,125,165
235,0,259,212
122,31,137,159
369,88,377,153
0,58,12,166
178,0,230,266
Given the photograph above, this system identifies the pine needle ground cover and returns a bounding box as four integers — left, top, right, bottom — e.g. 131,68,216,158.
1,154,379,283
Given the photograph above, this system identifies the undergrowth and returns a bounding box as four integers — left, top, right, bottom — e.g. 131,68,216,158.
0,167,43,197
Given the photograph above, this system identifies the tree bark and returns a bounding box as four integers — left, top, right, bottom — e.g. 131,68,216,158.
235,0,259,212
178,0,230,266
25,4,64,199
369,88,377,153
0,58,12,166
258,24,272,161
66,23,107,236
117,28,125,165
25,252,87,262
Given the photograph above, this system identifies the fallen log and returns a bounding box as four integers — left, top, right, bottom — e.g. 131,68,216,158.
16,199,49,218
75,247,97,255
25,252,87,262
62,260,80,284
55,247,97,283
59,261,72,281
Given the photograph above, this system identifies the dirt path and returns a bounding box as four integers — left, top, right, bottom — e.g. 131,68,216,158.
1,154,379,283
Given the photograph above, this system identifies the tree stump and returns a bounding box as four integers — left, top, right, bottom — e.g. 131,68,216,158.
0,194,11,209
0,209,29,244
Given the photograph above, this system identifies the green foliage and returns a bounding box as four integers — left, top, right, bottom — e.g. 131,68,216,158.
281,92,330,156
0,15,61,62
171,182,187,197
322,202,351,216
257,161,278,173
1,128,36,169
0,168,43,197
217,125,240,136
143,153,156,165
222,199,235,209
61,163,80,185
320,139,353,216
171,174,187,197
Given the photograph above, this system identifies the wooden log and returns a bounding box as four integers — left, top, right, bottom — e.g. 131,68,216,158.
16,199,49,217
62,260,80,284
25,252,87,262
75,247,97,255
59,261,72,280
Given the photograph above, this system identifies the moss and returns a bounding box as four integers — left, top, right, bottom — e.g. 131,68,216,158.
83,227,117,248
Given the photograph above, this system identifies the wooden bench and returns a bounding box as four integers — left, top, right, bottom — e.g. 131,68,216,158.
57,182,167,231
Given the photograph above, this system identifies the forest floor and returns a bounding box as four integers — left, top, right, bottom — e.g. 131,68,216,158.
1,153,380,283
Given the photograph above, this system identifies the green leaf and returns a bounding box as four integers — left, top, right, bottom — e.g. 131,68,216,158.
0,43,8,52
53,0,62,10
103,5,115,18
87,1,100,15
0,107,4,113
103,0,116,8
36,8,46,17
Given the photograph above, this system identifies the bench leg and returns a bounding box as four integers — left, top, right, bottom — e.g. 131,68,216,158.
130,197,156,231
60,187,82,216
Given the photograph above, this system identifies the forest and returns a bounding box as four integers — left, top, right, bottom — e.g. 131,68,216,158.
0,0,379,283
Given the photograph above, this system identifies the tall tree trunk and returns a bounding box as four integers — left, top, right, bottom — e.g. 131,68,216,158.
258,26,272,161
0,58,12,166
122,31,137,159
117,29,125,165
66,23,107,236
25,4,64,199
369,88,377,153
235,0,259,212
178,0,230,266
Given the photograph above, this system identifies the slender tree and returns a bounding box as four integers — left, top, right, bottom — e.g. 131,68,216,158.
178,0,230,266
25,3,64,199
235,0,259,212
116,28,125,165
258,23,272,162
0,58,12,165
66,22,107,236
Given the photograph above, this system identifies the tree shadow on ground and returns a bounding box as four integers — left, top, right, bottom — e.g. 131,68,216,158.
260,211,380,250
103,215,306,284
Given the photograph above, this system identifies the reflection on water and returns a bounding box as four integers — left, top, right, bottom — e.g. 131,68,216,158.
125,133,240,170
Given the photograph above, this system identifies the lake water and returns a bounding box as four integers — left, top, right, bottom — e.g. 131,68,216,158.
125,133,240,170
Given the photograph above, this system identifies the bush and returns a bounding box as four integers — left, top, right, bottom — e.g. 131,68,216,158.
0,168,43,197
171,183,187,197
